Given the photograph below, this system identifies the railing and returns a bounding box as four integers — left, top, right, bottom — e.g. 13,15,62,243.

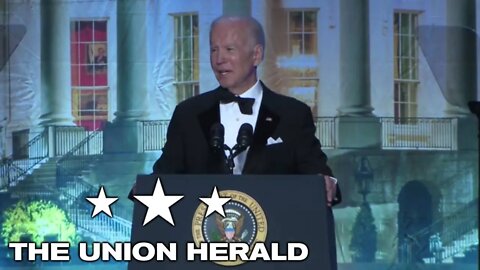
2,126,130,242
56,130,103,191
139,118,337,151
58,176,132,221
435,229,479,263
315,117,335,149
140,117,458,151
140,120,169,152
440,199,478,243
400,198,479,263
75,211,132,242
1,126,101,192
381,117,457,150
54,126,96,156
12,184,131,242
60,184,131,242
56,130,132,238
0,129,49,189
434,199,478,262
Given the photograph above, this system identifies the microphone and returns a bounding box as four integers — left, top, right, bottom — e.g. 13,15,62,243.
214,122,253,174
210,123,225,150
226,123,253,174
236,123,253,151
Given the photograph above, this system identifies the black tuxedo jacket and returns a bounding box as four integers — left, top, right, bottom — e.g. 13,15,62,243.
143,83,340,268
153,82,334,177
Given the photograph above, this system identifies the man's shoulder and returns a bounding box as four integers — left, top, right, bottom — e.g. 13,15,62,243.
175,87,220,111
263,85,311,113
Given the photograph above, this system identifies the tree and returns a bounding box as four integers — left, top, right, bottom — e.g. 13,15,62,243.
349,202,377,262
1,200,78,245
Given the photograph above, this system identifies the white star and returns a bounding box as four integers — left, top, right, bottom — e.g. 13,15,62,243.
85,186,119,218
199,186,231,217
133,178,184,226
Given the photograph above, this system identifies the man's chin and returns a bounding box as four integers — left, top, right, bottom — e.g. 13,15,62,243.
218,81,233,90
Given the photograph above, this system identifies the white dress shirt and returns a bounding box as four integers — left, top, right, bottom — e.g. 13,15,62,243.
220,81,263,174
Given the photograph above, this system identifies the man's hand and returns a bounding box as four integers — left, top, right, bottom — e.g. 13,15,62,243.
324,175,337,207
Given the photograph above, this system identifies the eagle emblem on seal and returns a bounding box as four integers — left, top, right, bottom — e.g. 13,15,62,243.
216,209,249,242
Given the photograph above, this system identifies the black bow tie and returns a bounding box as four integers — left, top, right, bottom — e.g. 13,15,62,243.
219,89,255,115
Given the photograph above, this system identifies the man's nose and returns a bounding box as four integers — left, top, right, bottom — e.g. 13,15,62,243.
215,50,225,64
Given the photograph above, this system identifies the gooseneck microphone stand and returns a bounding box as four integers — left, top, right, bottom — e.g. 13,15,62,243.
210,123,253,174
212,141,245,174
225,144,249,174
225,123,254,174
223,145,235,174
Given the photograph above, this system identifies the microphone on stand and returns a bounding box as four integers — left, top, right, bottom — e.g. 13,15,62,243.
226,123,254,173
210,123,233,173
232,123,253,154
210,123,225,151
210,123,254,174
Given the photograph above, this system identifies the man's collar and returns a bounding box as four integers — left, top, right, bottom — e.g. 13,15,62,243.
238,80,262,100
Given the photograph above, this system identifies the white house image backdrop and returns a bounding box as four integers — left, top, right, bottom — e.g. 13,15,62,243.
0,0,478,269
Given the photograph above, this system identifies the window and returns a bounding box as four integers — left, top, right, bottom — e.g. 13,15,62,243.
286,10,319,113
394,12,419,124
174,14,199,103
70,20,108,131
288,10,317,56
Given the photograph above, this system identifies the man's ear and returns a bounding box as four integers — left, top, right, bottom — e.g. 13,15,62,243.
253,44,263,66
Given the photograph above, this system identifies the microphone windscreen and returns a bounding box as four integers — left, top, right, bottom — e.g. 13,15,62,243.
210,123,225,149
237,123,253,147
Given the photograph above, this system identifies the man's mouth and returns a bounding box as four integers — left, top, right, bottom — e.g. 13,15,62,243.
218,70,231,76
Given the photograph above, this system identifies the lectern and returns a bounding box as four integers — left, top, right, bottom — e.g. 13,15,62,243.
129,174,336,270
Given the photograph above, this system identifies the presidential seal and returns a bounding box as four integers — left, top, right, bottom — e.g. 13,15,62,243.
192,189,268,266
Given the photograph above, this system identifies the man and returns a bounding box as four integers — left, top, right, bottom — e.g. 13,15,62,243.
131,15,340,268
152,15,340,206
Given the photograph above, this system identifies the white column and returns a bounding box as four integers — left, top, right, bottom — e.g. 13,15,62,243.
39,0,74,126
336,0,381,148
337,0,373,116
104,0,149,153
444,0,478,151
444,0,476,116
115,0,149,122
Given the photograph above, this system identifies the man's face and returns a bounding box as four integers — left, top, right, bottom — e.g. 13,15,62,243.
210,20,262,95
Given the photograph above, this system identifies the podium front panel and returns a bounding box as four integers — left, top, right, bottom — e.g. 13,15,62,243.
129,174,336,270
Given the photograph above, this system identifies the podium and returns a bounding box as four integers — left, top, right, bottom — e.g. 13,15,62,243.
129,174,337,270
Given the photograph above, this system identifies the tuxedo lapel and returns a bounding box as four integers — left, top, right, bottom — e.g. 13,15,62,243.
242,85,280,174
197,88,230,173
196,84,281,174
198,89,221,142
